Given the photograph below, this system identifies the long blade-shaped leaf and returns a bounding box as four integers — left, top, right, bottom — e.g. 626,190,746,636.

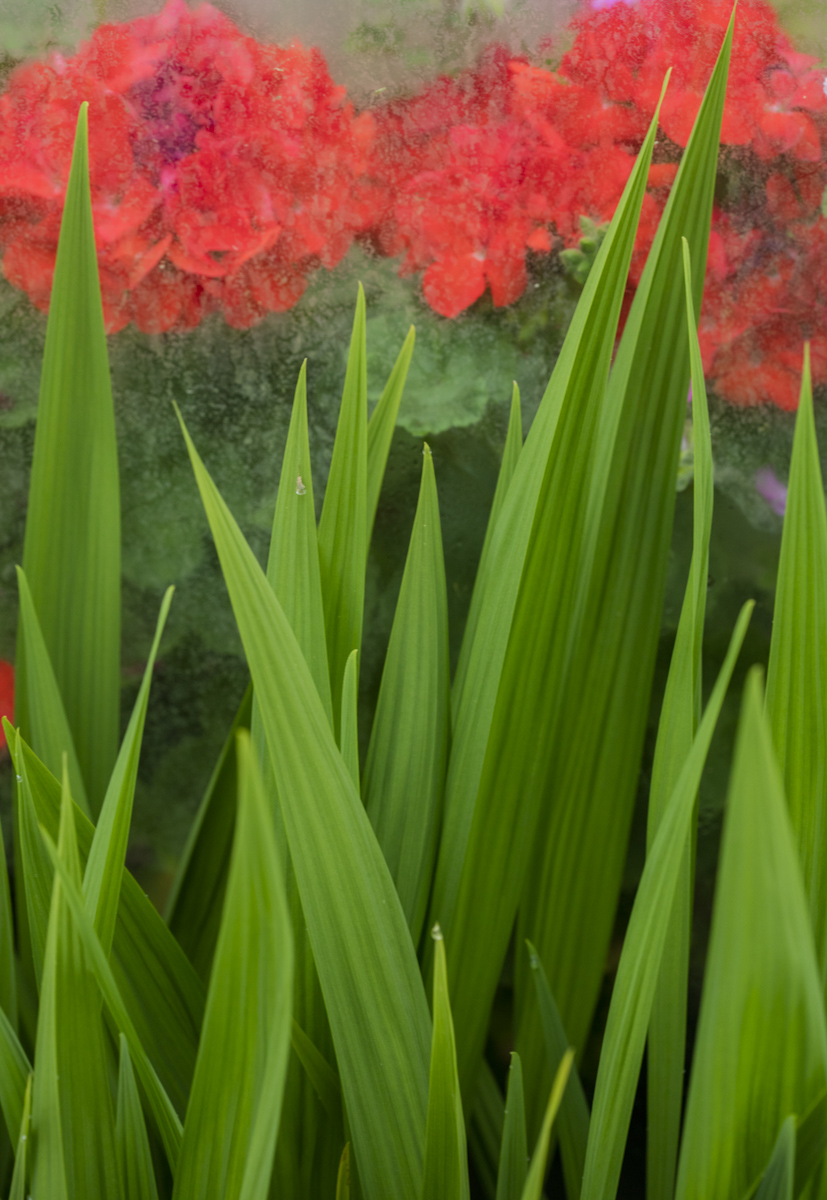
526,944,589,1200
165,685,253,984
173,731,292,1200
14,728,55,989
765,346,827,990
117,1035,160,1200
0,814,16,1032
521,1052,574,1200
755,1118,795,1200
290,1019,342,1120
794,1089,827,1197
364,443,450,945
31,762,120,1200
452,382,522,717
337,1145,351,1200
15,568,90,817
675,670,827,1200
318,285,368,737
517,16,734,1134
367,326,415,543
17,102,119,814
340,649,360,790
434,82,667,1099
8,1074,31,1200
85,587,173,958
495,1054,528,1200
422,927,469,1200
0,1007,30,1147
178,412,431,1200
645,237,714,1200
579,601,753,1200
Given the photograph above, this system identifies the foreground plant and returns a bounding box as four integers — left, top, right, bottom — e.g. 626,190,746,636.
2,12,827,1199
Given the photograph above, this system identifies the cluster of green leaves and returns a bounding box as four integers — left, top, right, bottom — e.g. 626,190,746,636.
3,13,827,1198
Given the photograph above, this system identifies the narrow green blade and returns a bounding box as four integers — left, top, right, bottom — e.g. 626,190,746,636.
521,1051,574,1200
794,1089,827,1197
495,1054,528,1200
517,16,734,1134
8,1074,31,1200
5,721,204,1119
173,731,292,1200
165,685,253,984
579,603,753,1200
421,927,469,1200
755,1118,796,1200
364,444,450,945
31,763,120,1200
645,238,714,1200
318,285,368,737
0,814,16,1032
526,944,590,1200
452,382,522,717
85,588,173,958
291,1019,342,1120
367,327,415,543
765,346,827,991
17,102,119,814
433,82,667,1099
340,649,360,791
675,671,827,1200
178,414,431,1200
0,1006,30,1147
337,1145,351,1200
117,1035,160,1200
14,729,55,989
15,568,90,817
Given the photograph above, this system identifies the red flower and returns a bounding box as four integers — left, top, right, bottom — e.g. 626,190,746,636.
0,661,13,752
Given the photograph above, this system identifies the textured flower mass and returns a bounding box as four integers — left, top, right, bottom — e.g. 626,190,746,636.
0,0,825,408
0,660,13,751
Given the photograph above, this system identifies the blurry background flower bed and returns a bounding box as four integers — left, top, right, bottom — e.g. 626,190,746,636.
0,0,824,916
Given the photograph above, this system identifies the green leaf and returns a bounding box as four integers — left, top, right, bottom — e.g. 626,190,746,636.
521,1051,574,1200
432,78,668,1099
337,1144,351,1200
645,237,714,1200
468,1060,506,1200
579,601,753,1200
5,722,204,1120
177,413,431,1200
14,728,55,989
8,1073,31,1200
675,670,827,1200
40,826,183,1172
0,812,17,1032
526,943,589,1200
290,1019,342,1120
452,381,522,717
367,327,415,543
340,649,360,790
517,17,734,1134
85,587,173,958
422,927,469,1200
17,102,119,814
15,567,90,817
165,685,253,984
794,1088,827,1196
0,1005,30,1147
31,761,120,1200
495,1054,528,1200
173,731,293,1200
755,1118,795,1200
363,443,450,944
318,285,368,737
116,1035,160,1200
765,346,827,989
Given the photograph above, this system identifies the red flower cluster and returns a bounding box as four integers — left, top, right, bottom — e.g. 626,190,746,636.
0,0,374,332
0,660,13,752
0,0,825,408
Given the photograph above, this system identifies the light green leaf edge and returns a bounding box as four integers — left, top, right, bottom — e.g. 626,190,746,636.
495,1053,528,1200
117,1035,160,1200
8,1073,32,1200
521,1051,574,1200
340,649,360,791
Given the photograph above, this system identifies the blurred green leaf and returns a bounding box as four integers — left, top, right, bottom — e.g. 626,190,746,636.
469,1060,506,1200
422,927,469,1200
0,1004,30,1147
178,412,431,1200
17,103,120,814
794,1088,827,1196
318,286,368,738
645,237,714,1200
8,1073,31,1200
765,346,827,991
521,1051,574,1200
290,1019,342,1120
364,443,450,945
367,327,415,543
173,731,292,1200
675,671,827,1200
0,812,17,1032
580,601,752,1200
337,1144,351,1200
755,1118,795,1200
495,1053,527,1200
31,762,120,1200
340,649,360,790
14,728,55,989
116,1035,160,1200
165,685,253,985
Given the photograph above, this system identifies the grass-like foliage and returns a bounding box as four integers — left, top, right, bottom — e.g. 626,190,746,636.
3,14,827,1198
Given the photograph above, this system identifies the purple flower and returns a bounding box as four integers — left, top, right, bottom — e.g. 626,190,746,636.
755,467,787,516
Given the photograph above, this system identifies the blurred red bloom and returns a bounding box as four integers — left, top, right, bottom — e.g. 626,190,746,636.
0,660,13,752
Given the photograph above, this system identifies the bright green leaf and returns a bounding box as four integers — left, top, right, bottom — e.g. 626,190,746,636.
8,1074,31,1200
495,1053,528,1200
340,649,360,791
521,1051,574,1200
755,1118,795,1200
0,1005,30,1147
116,1035,160,1200
422,927,469,1200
